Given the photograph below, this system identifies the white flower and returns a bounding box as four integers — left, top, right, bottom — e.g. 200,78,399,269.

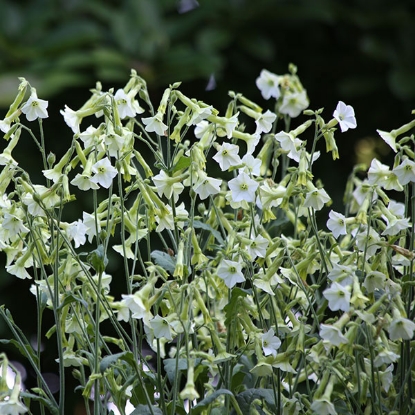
6,261,32,280
388,316,415,340
220,113,239,138
193,171,222,200
142,113,168,135
323,282,351,312
60,105,81,133
379,364,394,392
246,234,269,259
90,157,118,188
228,172,258,203
304,187,331,210
326,210,347,238
20,89,48,122
274,131,300,154
279,90,309,118
373,348,400,367
382,217,411,236
70,173,100,191
239,154,261,176
82,211,101,243
114,88,144,119
333,101,356,132
256,69,281,100
0,398,28,415
217,259,245,288
363,271,386,293
2,213,29,239
310,397,337,415
377,129,397,153
212,143,241,171
261,328,281,357
79,125,101,147
319,324,348,347
393,158,415,185
354,227,381,258
152,170,184,202
150,315,173,341
255,110,276,134
66,219,88,248
327,263,355,287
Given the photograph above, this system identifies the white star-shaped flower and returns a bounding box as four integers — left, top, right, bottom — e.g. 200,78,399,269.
256,69,281,100
333,101,357,132
228,171,258,203
21,89,48,122
142,113,168,135
213,142,241,171
261,328,281,357
217,259,245,288
90,157,118,188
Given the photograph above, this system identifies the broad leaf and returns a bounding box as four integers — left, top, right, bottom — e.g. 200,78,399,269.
150,250,176,274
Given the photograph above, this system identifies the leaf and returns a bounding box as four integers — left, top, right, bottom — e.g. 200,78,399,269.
58,293,88,310
193,220,224,244
163,358,188,384
171,156,191,173
99,351,135,373
150,250,176,274
235,389,277,414
192,389,234,415
0,339,38,365
130,404,163,415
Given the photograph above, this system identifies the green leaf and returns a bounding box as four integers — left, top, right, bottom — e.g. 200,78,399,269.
235,389,277,413
0,339,38,365
192,389,234,415
99,351,135,373
163,358,202,384
150,250,176,274
57,293,88,310
130,404,163,415
171,156,191,173
87,244,108,274
193,220,224,245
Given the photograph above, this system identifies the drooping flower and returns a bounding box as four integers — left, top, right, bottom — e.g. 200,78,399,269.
239,154,261,176
228,171,258,203
388,315,415,341
333,101,357,132
217,259,245,288
142,113,168,135
261,328,281,357
319,324,348,347
114,88,144,119
66,219,88,248
60,105,82,133
256,69,281,100
255,109,277,134
377,129,397,153
150,315,173,341
20,89,48,122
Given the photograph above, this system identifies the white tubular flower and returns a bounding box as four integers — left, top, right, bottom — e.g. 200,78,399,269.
255,109,276,134
82,211,101,243
304,187,331,210
114,88,144,119
71,173,100,191
212,142,241,171
90,157,118,189
333,101,357,132
279,90,309,118
327,263,355,287
326,210,347,238
310,398,337,415
256,69,281,100
217,259,245,288
152,170,184,202
2,213,29,240
323,282,351,312
319,324,348,347
239,154,261,176
377,129,397,153
228,171,259,203
393,158,415,185
261,328,281,357
246,234,269,259
66,219,88,248
193,171,222,200
150,315,173,341
20,89,48,122
363,271,386,293
388,313,415,341
142,112,168,135
60,105,81,133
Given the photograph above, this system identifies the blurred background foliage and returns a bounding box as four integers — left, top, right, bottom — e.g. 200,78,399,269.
1,0,415,412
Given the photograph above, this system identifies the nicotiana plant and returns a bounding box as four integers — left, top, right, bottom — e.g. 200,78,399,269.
0,63,414,415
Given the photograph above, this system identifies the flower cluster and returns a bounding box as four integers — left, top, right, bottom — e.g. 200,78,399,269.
0,65,414,415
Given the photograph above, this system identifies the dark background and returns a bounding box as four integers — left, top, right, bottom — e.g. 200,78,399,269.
1,0,415,413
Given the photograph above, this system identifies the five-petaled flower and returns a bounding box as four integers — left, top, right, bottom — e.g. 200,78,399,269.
333,101,357,132
21,89,48,122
